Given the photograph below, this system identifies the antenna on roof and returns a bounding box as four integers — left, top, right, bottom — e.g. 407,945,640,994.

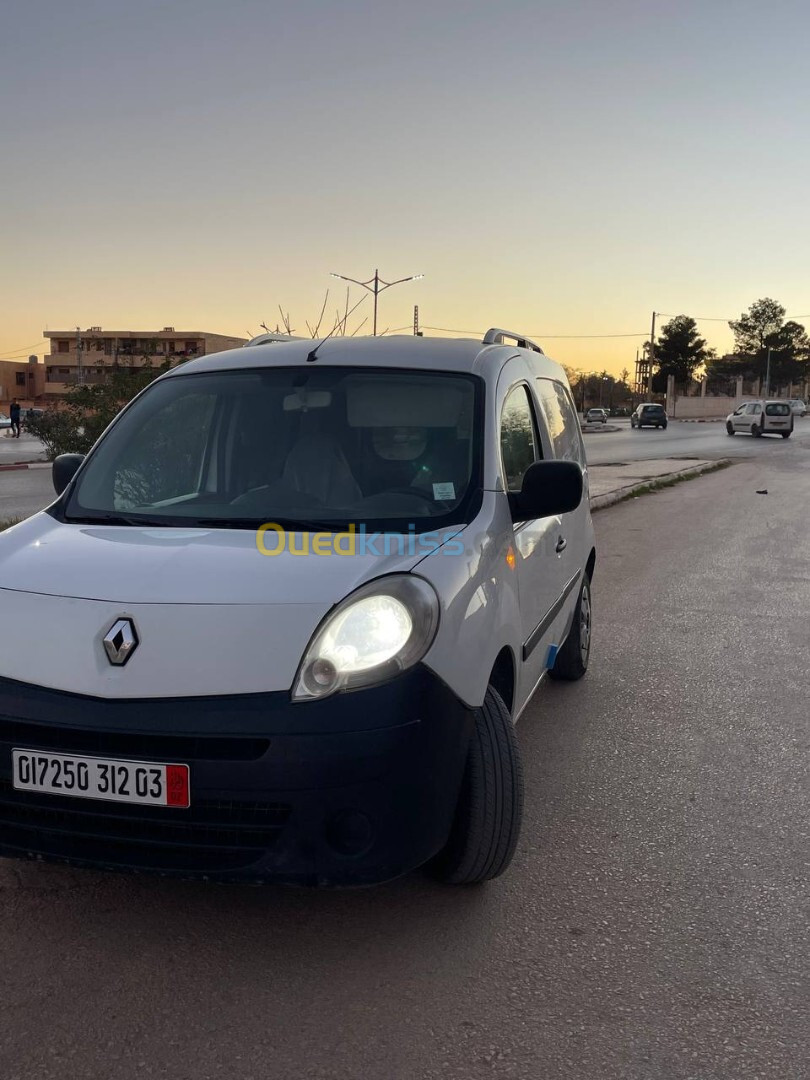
306,319,343,362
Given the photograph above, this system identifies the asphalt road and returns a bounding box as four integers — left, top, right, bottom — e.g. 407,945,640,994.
0,468,54,522
583,416,810,464
0,432,46,466
1,447,808,1078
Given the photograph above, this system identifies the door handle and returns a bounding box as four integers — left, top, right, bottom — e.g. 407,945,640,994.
555,536,567,553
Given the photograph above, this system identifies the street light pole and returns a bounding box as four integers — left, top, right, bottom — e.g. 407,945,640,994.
330,269,423,336
75,326,84,386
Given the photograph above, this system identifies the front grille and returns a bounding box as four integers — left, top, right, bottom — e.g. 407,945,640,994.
0,780,291,873
0,717,270,762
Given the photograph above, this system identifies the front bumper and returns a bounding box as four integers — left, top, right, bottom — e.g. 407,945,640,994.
0,667,474,886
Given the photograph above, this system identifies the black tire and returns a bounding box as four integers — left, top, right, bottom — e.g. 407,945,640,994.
751,424,761,438
726,422,735,436
429,686,523,885
781,430,791,439
661,422,668,429
548,575,592,682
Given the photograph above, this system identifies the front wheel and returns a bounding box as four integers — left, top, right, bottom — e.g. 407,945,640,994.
782,430,792,439
751,424,761,438
429,686,523,885
548,575,592,682
726,422,735,436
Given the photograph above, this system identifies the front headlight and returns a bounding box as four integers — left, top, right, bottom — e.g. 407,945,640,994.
292,575,439,702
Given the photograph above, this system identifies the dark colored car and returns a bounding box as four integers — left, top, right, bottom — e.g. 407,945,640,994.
631,403,668,429
22,408,44,431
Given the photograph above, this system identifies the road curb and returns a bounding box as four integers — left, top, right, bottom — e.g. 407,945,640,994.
590,459,731,511
0,461,49,472
676,418,724,423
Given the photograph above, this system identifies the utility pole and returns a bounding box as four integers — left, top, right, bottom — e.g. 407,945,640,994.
330,269,423,336
648,311,656,397
765,346,772,398
413,305,421,336
75,326,84,386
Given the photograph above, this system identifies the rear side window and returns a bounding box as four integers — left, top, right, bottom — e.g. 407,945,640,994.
536,379,584,464
765,403,790,416
500,384,539,492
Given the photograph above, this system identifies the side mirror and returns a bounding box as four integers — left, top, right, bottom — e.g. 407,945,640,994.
53,453,85,496
509,461,583,523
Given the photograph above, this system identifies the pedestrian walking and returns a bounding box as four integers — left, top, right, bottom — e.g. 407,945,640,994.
9,399,21,438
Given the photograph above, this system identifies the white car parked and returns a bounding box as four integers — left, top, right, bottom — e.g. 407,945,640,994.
0,413,11,430
726,400,794,438
0,328,596,887
788,398,807,417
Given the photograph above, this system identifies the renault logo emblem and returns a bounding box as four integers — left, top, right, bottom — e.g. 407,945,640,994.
103,618,139,666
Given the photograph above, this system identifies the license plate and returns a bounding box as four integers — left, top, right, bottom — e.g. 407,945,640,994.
12,749,190,808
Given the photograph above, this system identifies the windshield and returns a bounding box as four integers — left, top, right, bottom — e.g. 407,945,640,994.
62,367,482,531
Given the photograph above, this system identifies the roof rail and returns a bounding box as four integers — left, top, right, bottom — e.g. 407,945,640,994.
482,328,544,354
243,332,304,347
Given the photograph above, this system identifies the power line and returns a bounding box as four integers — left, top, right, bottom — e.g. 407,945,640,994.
420,325,651,339
0,339,48,359
529,332,649,339
658,312,809,323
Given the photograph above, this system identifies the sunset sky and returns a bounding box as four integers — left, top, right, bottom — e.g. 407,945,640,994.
2,0,809,376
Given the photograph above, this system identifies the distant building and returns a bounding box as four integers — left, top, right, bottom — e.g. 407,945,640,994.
41,327,247,397
0,357,46,409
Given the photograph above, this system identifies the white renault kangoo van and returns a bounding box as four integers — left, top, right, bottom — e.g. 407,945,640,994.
0,329,595,886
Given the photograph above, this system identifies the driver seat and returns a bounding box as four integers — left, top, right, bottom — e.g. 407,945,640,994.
282,433,362,506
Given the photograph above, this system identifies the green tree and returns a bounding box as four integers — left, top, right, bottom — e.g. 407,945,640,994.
760,319,809,387
652,316,714,390
729,297,786,355
705,298,809,387
25,362,171,460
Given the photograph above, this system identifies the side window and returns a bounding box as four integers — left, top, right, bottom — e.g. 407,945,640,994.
536,378,584,464
111,391,217,509
752,404,762,415
500,384,540,492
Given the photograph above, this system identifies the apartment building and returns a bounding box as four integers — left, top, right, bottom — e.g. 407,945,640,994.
42,327,247,395
0,357,46,410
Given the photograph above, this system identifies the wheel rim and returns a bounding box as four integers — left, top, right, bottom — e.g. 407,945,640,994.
579,583,591,664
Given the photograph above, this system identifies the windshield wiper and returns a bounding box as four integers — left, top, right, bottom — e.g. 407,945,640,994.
193,517,345,532
65,512,171,527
